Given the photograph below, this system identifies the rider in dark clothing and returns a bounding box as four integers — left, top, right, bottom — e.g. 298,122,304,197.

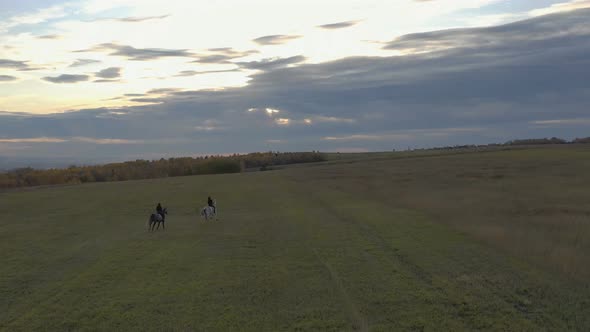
156,203,163,216
207,196,216,214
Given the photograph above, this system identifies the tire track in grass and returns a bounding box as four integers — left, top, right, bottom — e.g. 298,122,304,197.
276,176,450,330
306,189,531,329
261,174,370,330
306,187,574,330
312,248,369,332
280,174,550,330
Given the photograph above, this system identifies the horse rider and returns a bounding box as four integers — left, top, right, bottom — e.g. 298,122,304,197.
207,196,216,214
156,202,163,217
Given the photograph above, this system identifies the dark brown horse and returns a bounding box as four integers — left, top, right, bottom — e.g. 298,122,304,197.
148,207,168,231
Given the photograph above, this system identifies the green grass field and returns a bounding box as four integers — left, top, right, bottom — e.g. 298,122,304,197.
1,146,589,331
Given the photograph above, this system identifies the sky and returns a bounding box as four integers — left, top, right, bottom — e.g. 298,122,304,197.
1,0,589,167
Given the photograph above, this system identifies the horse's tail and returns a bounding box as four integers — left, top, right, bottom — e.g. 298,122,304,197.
147,214,153,227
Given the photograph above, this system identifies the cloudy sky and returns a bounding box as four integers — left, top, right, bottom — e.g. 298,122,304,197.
1,0,589,167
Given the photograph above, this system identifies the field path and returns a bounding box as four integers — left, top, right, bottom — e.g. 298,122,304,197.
313,248,369,332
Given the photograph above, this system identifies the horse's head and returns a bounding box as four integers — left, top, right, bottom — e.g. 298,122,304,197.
162,207,168,215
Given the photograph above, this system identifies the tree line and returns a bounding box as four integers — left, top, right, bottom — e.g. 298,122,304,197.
421,136,590,151
0,152,326,189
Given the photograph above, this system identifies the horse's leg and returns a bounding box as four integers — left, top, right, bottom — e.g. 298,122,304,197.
163,220,165,230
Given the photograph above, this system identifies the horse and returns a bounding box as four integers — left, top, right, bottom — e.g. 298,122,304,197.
148,207,168,231
200,201,217,220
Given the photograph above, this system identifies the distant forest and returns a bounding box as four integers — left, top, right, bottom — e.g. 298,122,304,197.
416,137,590,151
1,136,589,189
0,152,326,189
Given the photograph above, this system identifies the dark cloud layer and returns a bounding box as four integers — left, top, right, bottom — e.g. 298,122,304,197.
384,7,590,52
2,9,590,166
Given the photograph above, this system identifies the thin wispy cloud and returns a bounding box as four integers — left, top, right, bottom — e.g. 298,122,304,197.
531,118,590,126
174,69,240,77
77,43,195,61
69,59,101,67
37,34,62,39
1,3,69,30
191,49,258,64
93,79,121,83
43,74,90,83
207,47,258,55
313,116,356,124
95,67,121,79
0,75,17,82
192,54,235,64
323,134,413,141
0,59,46,72
72,137,143,144
0,137,67,143
0,59,29,70
530,0,590,16
127,97,163,103
101,15,170,23
318,20,361,30
148,88,182,95
0,137,142,144
252,34,302,45
236,56,306,70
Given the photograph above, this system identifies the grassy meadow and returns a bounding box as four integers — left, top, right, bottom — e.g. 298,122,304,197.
1,146,589,331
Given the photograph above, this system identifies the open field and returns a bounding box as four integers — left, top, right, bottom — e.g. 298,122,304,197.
1,146,589,331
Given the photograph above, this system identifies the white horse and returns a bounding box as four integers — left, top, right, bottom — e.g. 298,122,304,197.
200,201,217,220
